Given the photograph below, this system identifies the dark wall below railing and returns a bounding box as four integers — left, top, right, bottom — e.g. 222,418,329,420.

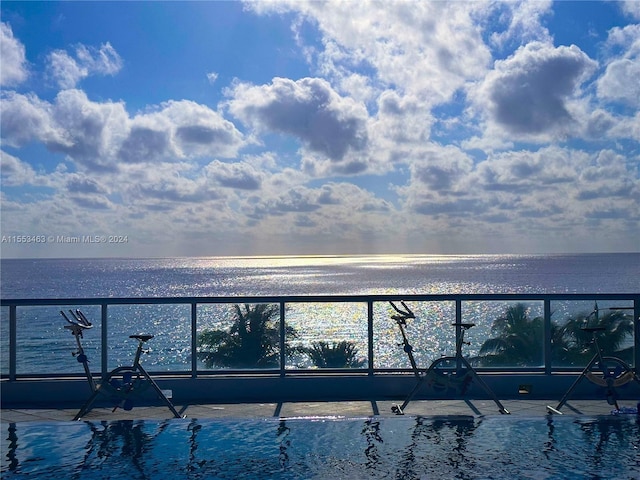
3,373,640,408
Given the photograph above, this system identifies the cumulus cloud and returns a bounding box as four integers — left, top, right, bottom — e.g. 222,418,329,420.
620,1,640,20
227,77,368,162
0,150,36,186
0,22,28,86
472,42,597,139
1,90,245,170
485,0,554,49
120,100,245,163
472,146,584,192
0,91,63,147
46,42,122,88
49,89,130,169
66,174,109,195
409,145,474,193
205,160,263,190
242,181,392,239
597,24,640,107
249,1,492,104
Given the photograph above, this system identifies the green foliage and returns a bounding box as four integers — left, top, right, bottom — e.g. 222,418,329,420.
305,340,367,368
476,303,635,367
197,303,299,369
553,307,634,366
477,303,544,367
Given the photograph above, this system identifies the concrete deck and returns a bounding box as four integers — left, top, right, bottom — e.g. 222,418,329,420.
1,398,631,423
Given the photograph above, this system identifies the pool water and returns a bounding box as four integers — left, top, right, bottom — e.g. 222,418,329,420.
2,415,639,479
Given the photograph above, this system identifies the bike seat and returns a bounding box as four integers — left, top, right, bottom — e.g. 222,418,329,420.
130,334,154,342
451,322,475,329
581,326,605,332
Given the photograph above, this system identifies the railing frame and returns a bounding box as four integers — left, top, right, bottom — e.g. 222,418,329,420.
2,293,639,381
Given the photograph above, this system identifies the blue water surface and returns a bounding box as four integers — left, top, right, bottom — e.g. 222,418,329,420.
2,415,639,479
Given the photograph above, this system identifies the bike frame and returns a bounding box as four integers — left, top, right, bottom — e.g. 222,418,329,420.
62,310,183,420
390,302,509,415
547,303,640,414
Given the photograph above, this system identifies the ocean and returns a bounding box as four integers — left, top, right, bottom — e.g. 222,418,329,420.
1,253,639,374
2,253,639,298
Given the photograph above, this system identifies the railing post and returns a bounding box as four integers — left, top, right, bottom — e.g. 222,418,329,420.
9,305,16,381
367,300,374,376
280,301,286,377
455,299,462,372
544,299,552,374
101,303,108,379
635,298,640,370
191,303,198,378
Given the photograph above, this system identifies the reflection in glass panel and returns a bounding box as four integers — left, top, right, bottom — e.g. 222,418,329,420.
285,302,368,369
465,301,545,368
550,300,635,368
107,304,190,372
197,303,283,370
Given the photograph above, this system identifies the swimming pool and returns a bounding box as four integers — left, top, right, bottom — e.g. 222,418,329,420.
2,415,639,479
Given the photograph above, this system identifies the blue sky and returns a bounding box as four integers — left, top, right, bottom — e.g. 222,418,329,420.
1,1,639,258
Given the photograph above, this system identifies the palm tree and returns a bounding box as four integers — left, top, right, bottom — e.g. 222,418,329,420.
305,340,367,368
476,303,544,367
556,305,634,366
197,303,299,369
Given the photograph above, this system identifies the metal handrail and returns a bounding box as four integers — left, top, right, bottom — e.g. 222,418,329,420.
2,293,638,381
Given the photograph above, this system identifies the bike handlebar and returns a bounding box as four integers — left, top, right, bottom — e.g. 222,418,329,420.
61,310,93,336
390,301,415,323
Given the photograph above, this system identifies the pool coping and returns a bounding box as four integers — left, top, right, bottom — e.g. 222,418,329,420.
1,399,633,423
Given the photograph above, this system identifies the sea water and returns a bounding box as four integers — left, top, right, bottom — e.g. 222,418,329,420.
1,253,639,298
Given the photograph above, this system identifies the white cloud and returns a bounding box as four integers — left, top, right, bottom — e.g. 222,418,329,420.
485,0,554,49
120,100,245,163
247,1,492,103
620,1,640,20
46,42,122,88
49,89,130,169
207,72,219,84
597,58,640,107
47,50,88,90
205,159,263,190
470,41,597,141
0,22,28,87
0,150,36,186
397,144,639,247
408,145,474,193
0,91,59,147
1,89,245,170
597,24,640,107
227,77,369,164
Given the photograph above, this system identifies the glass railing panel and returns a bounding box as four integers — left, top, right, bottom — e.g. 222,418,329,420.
373,300,456,369
284,302,368,369
106,304,191,372
0,306,9,376
463,300,545,368
15,305,102,375
196,302,282,370
550,299,635,368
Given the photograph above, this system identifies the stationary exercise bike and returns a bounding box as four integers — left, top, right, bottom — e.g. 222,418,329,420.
546,302,639,414
390,301,509,415
62,310,183,420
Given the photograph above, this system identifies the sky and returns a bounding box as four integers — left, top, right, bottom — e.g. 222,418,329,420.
1,1,639,258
